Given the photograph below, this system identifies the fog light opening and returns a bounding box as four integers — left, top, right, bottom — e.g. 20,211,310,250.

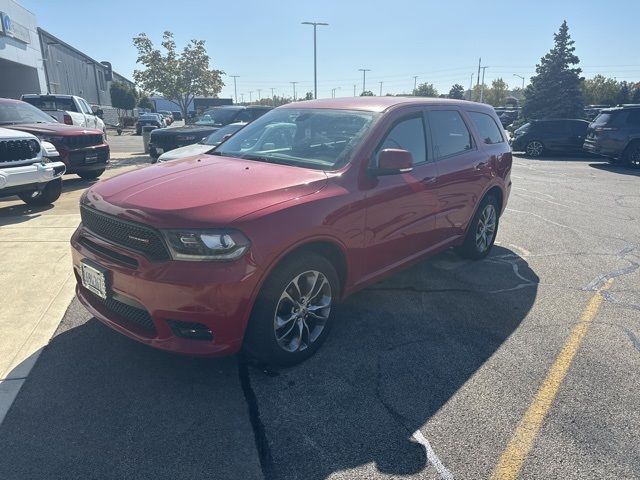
167,320,213,341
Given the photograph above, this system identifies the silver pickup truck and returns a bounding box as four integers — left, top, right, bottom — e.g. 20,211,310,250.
0,127,66,205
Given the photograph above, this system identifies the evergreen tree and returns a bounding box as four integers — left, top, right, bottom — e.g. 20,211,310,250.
448,84,465,99
523,21,583,119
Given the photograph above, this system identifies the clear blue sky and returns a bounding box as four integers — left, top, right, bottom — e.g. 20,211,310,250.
21,0,640,100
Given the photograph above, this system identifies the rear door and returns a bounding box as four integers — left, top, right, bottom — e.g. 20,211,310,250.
568,121,588,151
361,110,438,278
426,108,486,243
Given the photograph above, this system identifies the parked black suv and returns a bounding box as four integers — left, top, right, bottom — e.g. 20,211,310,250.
583,105,640,168
510,119,589,157
147,105,272,159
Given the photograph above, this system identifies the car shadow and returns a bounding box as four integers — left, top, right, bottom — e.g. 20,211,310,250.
0,202,53,226
0,246,538,479
589,162,640,177
513,152,602,162
248,246,539,479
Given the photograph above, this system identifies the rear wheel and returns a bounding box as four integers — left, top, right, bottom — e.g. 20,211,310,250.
244,253,339,366
18,177,62,206
525,140,544,157
456,194,499,260
77,168,105,180
623,142,640,169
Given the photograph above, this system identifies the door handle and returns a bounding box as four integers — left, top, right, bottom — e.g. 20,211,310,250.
421,176,436,184
475,161,488,170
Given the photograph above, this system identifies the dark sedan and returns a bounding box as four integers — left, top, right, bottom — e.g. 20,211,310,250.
510,119,589,157
148,105,271,159
135,114,164,135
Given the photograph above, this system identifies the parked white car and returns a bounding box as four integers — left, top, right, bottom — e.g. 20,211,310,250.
156,122,247,163
20,94,106,133
0,127,66,205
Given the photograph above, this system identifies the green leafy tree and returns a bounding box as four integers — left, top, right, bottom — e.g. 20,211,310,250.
581,75,619,105
360,90,374,96
132,31,224,121
110,81,137,124
616,81,631,105
484,78,510,106
448,84,465,99
631,82,640,103
523,21,583,119
137,94,153,110
413,82,438,97
302,92,314,101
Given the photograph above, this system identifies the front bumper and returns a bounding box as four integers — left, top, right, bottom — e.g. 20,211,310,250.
60,145,110,173
70,226,261,357
0,161,66,192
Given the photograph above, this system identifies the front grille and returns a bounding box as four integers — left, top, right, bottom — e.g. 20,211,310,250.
80,205,171,261
78,236,139,268
0,140,36,162
62,134,103,149
85,288,156,334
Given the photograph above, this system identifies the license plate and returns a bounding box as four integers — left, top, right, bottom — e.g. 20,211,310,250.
155,147,164,154
81,260,108,299
85,153,98,164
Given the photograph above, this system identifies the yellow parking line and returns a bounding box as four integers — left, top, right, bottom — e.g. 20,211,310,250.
490,279,613,480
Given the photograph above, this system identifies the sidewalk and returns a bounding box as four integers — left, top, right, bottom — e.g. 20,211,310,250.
0,154,145,423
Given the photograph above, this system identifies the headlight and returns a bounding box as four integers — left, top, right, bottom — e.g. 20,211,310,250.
27,139,40,156
162,229,250,261
40,135,64,144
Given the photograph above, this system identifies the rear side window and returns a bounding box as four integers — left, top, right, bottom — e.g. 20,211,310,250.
467,111,504,144
592,113,612,125
626,110,640,126
428,110,473,159
377,116,427,165
23,96,77,112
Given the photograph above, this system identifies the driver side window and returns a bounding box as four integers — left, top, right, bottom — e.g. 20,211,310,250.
375,116,427,167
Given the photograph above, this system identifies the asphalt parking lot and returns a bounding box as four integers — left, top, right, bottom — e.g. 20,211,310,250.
0,139,638,479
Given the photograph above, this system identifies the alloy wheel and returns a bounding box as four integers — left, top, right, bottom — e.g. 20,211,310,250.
526,141,544,157
273,270,332,353
475,204,497,252
629,146,640,168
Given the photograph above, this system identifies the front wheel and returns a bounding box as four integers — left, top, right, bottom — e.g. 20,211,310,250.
456,195,499,260
525,140,544,157
18,177,62,206
244,253,339,366
77,168,105,180
623,142,640,169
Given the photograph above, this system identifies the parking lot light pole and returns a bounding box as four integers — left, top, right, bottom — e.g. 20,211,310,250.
271,87,276,106
230,75,240,104
248,91,253,103
353,84,356,96
291,81,298,101
379,81,383,96
359,69,371,95
513,73,525,89
413,75,418,92
302,22,329,99
331,87,340,98
257,89,262,101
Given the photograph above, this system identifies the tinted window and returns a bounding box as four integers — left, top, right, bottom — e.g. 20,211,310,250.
626,110,640,126
204,123,245,146
377,116,427,165
196,108,240,126
22,96,77,112
235,110,253,122
468,111,504,144
592,113,612,126
429,110,473,158
0,101,59,125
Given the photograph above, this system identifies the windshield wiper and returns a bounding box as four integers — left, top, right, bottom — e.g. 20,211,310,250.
240,154,288,164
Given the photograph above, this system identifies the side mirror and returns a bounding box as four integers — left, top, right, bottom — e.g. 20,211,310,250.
371,148,414,176
221,133,233,142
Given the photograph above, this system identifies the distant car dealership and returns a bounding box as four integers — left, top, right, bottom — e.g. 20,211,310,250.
0,0,133,117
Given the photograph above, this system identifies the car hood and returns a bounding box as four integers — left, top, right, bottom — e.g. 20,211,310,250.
158,144,213,162
151,125,218,138
0,126,37,140
8,123,102,136
83,155,328,227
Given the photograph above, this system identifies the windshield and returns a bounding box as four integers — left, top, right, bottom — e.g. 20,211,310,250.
22,96,77,112
0,101,59,125
195,108,240,126
213,108,377,170
204,123,245,146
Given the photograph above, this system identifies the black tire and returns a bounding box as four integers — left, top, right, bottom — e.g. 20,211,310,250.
18,177,62,206
244,253,340,367
77,168,105,180
455,194,499,260
525,140,544,158
622,141,640,169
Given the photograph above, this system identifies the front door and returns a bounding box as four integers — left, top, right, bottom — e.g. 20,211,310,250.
361,113,438,279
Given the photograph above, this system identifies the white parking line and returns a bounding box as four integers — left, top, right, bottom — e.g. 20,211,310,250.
411,429,454,480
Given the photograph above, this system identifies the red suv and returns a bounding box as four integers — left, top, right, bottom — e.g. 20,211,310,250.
0,98,109,180
71,98,512,365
